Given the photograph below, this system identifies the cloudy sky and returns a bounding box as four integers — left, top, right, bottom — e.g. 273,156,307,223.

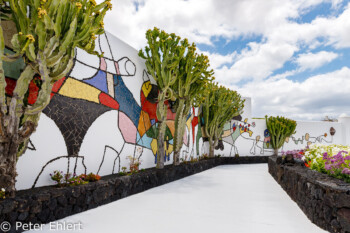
99,0,350,120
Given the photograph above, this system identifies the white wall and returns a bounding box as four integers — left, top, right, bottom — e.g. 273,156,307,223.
15,32,349,190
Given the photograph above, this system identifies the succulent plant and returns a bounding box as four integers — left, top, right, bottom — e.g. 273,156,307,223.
201,82,244,157
265,115,297,156
139,28,186,169
172,42,214,165
0,0,110,196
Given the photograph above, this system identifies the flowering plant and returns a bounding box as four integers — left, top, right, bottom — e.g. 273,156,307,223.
50,171,100,187
127,156,142,173
84,173,101,182
304,144,350,183
50,170,64,186
66,175,89,186
281,149,305,160
0,188,5,199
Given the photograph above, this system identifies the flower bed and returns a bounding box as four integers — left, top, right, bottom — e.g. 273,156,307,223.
304,144,350,183
0,156,267,233
269,156,350,233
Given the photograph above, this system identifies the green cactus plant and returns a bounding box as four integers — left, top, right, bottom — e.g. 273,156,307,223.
139,28,187,169
0,0,111,196
172,42,213,165
265,115,297,156
201,82,244,157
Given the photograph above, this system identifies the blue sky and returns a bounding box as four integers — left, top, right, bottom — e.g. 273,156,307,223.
100,0,350,120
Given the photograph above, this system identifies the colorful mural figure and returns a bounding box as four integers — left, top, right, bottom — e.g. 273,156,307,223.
263,129,271,149
220,116,254,156
248,127,337,156
137,71,177,163
248,129,271,155
12,32,199,188
49,33,185,170
291,127,336,147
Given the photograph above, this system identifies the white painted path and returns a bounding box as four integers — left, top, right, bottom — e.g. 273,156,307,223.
28,164,328,233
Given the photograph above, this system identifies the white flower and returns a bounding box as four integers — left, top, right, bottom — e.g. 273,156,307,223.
1,188,5,192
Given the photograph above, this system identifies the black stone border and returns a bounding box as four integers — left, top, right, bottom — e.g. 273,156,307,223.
0,156,267,233
268,157,350,233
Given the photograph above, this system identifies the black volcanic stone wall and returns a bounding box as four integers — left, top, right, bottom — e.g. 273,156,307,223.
268,157,350,233
0,156,268,233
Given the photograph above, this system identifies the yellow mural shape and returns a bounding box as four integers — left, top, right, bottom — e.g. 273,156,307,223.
142,81,152,97
151,138,174,156
186,116,192,131
166,143,174,155
222,130,232,138
59,78,100,103
138,110,152,137
239,127,253,137
151,138,157,155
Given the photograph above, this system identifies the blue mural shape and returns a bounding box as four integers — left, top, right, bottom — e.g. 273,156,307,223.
113,74,141,126
83,70,108,93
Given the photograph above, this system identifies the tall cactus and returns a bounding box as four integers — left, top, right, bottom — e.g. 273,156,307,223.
201,82,244,157
172,43,213,165
265,115,297,156
0,0,111,196
139,28,187,169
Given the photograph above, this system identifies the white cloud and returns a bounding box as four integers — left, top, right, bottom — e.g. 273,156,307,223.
235,67,350,120
100,0,346,49
209,2,350,85
216,41,298,84
311,5,350,48
295,51,339,71
200,51,237,70
97,0,350,120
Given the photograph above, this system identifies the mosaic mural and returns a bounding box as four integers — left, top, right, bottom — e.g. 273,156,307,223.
8,32,343,190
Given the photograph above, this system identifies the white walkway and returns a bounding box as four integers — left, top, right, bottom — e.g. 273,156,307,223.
28,164,328,233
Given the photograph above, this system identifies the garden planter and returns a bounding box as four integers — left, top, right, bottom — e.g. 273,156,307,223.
269,157,350,233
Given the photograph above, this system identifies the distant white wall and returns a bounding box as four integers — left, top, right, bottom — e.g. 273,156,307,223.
213,114,344,157
338,115,350,145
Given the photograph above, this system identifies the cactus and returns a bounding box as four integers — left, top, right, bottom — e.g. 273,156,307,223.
139,28,187,169
172,42,213,165
265,115,297,156
0,0,111,196
201,82,244,157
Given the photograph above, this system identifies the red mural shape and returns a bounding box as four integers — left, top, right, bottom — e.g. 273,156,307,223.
192,116,198,142
99,92,120,110
52,77,66,93
140,90,158,121
5,78,16,96
5,76,69,104
27,76,40,105
165,100,176,121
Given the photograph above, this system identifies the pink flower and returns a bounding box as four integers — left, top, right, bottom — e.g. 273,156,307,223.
342,168,350,175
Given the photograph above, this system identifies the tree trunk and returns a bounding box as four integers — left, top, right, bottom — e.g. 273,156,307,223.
209,136,215,157
0,141,19,198
156,120,166,169
173,99,185,166
273,148,279,157
173,150,180,166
